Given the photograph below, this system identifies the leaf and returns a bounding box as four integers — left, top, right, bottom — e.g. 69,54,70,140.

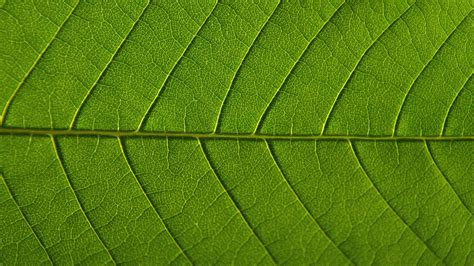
0,0,472,264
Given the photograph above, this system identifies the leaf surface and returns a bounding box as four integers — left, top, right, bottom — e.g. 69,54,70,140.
0,0,473,264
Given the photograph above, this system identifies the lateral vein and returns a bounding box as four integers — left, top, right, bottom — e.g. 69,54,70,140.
50,136,116,264
424,140,473,214
348,140,443,261
0,174,54,264
265,140,353,264
0,1,80,127
117,137,193,264
197,139,277,264
69,0,152,129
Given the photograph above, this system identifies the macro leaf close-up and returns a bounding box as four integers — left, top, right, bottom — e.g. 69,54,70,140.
0,0,473,265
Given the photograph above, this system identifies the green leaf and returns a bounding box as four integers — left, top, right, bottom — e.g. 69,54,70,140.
0,0,472,264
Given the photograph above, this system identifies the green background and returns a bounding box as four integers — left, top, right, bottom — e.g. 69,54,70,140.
0,0,472,264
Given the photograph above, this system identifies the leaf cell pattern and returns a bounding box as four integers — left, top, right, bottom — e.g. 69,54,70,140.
0,0,473,264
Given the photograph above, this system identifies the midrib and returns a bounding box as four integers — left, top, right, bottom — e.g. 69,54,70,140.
0,127,472,141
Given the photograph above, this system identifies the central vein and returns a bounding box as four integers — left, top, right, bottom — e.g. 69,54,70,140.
0,127,472,141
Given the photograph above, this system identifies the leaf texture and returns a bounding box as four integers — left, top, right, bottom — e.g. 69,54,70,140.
0,0,473,265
